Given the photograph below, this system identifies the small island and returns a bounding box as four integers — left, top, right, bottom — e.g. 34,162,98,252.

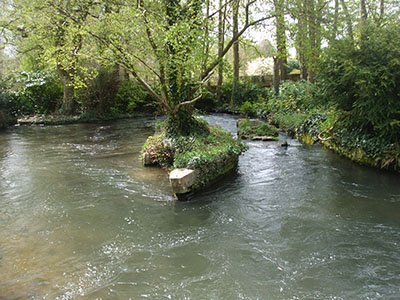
142,118,246,198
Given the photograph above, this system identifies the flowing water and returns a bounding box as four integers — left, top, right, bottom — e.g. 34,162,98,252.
0,114,399,299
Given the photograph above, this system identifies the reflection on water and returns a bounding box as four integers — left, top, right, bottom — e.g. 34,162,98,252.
0,115,399,299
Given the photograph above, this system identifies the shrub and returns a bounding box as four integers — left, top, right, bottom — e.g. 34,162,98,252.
0,82,12,112
13,71,62,115
173,126,247,169
142,121,246,169
114,80,156,114
79,68,120,115
219,81,269,107
270,111,309,132
239,101,257,117
287,59,300,74
271,80,316,112
0,82,16,128
237,118,279,139
317,22,400,143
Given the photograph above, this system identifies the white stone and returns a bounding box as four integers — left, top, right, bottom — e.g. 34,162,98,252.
169,168,197,195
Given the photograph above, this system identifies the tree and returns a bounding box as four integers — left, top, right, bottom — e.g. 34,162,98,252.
318,22,400,142
3,0,273,126
273,0,288,94
1,0,95,114
216,0,227,101
231,0,240,108
73,0,272,136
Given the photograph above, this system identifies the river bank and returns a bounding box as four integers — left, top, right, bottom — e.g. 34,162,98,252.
236,111,400,173
206,80,400,174
15,112,155,126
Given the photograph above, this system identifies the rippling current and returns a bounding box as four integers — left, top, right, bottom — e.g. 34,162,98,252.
0,114,399,299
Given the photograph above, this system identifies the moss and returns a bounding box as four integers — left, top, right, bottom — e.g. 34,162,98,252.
237,118,279,139
322,139,400,172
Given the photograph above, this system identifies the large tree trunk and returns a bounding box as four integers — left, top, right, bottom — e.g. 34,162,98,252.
216,0,226,102
202,0,210,76
57,66,75,115
274,0,288,85
360,0,367,20
331,0,339,43
231,0,240,109
273,56,280,95
296,0,308,80
340,0,354,41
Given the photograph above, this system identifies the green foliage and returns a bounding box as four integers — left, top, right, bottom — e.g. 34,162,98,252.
142,132,176,168
0,82,15,128
297,113,327,143
173,126,247,169
237,118,279,138
239,101,257,117
287,60,300,73
318,22,400,143
326,125,400,171
270,111,309,132
271,80,316,112
219,81,270,108
78,68,120,115
0,82,12,112
234,81,317,132
165,112,210,138
13,72,62,115
142,123,246,170
114,80,155,114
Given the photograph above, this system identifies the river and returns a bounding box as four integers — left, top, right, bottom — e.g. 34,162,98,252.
0,114,399,299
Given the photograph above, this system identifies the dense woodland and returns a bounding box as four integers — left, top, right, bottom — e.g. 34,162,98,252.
0,0,399,169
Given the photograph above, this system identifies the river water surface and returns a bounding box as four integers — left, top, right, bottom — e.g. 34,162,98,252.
0,114,399,299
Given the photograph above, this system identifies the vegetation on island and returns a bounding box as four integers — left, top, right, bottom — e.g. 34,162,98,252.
237,119,279,140
142,119,246,192
143,120,246,168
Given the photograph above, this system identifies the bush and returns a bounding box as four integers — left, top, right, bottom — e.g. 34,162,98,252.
114,80,156,114
79,68,120,115
173,126,247,169
13,71,62,115
239,101,257,117
287,60,300,74
0,82,16,128
142,123,247,169
237,118,279,139
0,82,12,112
270,80,316,112
270,111,309,132
219,81,269,108
317,22,400,143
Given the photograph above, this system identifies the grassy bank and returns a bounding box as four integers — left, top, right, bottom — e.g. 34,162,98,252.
202,79,399,173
